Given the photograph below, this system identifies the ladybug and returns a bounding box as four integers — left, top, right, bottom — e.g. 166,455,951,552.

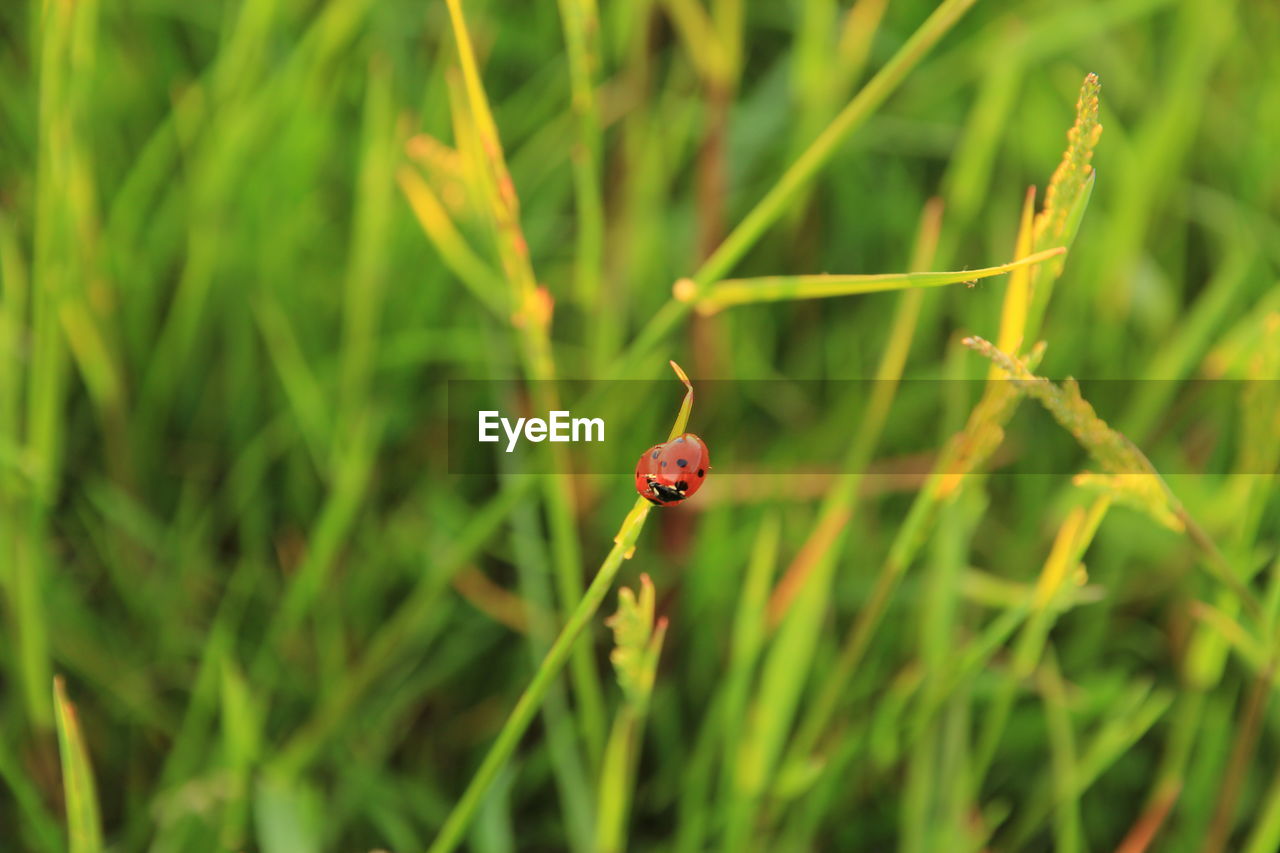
635,433,710,505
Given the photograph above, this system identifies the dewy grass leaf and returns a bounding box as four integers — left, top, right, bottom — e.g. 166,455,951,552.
54,677,104,853
689,247,1064,313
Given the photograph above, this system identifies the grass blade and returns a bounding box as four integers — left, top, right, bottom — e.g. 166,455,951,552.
690,247,1064,312
428,364,695,853
53,677,104,853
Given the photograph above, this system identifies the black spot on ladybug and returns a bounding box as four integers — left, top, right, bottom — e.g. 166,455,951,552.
661,461,667,467
652,450,660,459
697,469,704,477
677,458,688,467
676,481,688,491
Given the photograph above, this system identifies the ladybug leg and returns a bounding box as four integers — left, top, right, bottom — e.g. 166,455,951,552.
651,482,686,503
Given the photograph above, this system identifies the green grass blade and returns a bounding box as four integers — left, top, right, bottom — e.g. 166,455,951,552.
428,365,694,853
53,677,104,853
692,247,1063,312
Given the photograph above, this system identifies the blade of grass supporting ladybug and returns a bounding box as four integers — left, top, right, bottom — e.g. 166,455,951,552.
428,366,693,853
443,0,609,766
426,496,654,853
690,247,1064,313
667,360,694,440
53,677,104,853
607,0,981,378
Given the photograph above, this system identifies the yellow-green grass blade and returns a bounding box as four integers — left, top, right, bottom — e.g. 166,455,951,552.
53,677,104,853
690,247,1063,313
428,364,694,853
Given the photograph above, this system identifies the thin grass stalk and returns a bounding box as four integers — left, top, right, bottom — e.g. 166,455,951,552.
768,198,944,624
1039,651,1084,853
971,498,1110,787
442,0,609,762
427,364,694,853
53,677,104,853
427,498,653,853
770,198,942,773
715,515,782,815
902,352,982,853
23,0,103,731
508,496,596,853
690,248,1064,313
556,0,604,302
1202,664,1274,853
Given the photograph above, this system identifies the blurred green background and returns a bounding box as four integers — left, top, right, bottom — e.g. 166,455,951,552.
2,0,1279,850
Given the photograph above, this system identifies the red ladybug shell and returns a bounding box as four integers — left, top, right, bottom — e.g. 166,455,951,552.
634,433,710,505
